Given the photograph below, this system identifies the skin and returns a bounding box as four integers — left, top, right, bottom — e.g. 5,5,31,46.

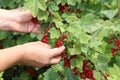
0,8,65,72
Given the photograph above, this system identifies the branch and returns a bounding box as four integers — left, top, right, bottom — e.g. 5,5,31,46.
99,70,108,80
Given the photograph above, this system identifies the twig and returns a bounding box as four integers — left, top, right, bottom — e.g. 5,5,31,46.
99,70,108,80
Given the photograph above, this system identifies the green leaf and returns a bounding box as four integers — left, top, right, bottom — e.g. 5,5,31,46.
68,43,81,55
112,21,120,31
63,68,75,80
54,0,61,5
37,10,48,21
12,76,19,80
67,21,81,34
24,0,39,17
49,27,60,39
43,68,60,80
115,56,120,67
101,9,118,20
19,72,30,80
2,39,16,48
81,14,102,34
53,12,62,21
61,0,67,5
97,28,110,41
37,0,47,11
70,56,84,69
47,2,59,11
55,20,65,32
79,30,91,44
81,44,88,54
108,64,120,79
52,63,64,72
0,72,3,80
65,15,78,23
37,34,43,40
24,0,47,17
30,33,37,38
94,70,101,80
67,0,77,6
38,75,43,80
89,37,101,48
16,34,31,44
95,54,110,71
0,31,8,40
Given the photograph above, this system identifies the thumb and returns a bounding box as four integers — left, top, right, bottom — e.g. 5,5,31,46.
50,56,62,64
50,46,65,57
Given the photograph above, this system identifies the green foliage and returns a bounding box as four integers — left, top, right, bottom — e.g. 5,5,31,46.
0,72,3,80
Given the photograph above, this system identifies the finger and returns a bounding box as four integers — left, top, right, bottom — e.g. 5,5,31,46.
40,42,51,49
32,24,41,33
50,56,62,64
50,46,65,57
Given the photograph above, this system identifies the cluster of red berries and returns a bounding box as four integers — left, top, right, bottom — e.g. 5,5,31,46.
55,34,67,47
63,52,71,68
32,18,39,24
54,33,71,68
80,60,96,80
58,2,82,14
26,67,37,77
73,67,78,76
41,26,50,43
109,38,120,56
59,3,69,13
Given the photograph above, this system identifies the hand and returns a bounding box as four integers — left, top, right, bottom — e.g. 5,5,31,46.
0,7,41,33
20,41,65,68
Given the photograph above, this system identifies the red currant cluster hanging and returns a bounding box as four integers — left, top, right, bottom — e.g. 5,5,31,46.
80,60,96,80
58,3,69,13
109,38,120,56
32,18,39,24
26,67,37,78
58,2,82,14
54,33,71,68
72,67,79,76
41,26,50,43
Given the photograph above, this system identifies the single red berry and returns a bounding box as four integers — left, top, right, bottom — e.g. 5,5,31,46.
44,33,48,37
62,34,67,40
111,48,118,56
83,60,88,66
80,73,83,78
45,26,50,32
76,9,82,14
109,38,113,44
61,51,66,57
56,40,63,47
70,54,77,60
41,37,48,43
60,74,64,79
115,39,120,48
32,18,39,24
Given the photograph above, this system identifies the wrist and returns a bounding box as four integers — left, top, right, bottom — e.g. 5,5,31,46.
0,9,9,19
0,9,9,30
0,45,24,71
